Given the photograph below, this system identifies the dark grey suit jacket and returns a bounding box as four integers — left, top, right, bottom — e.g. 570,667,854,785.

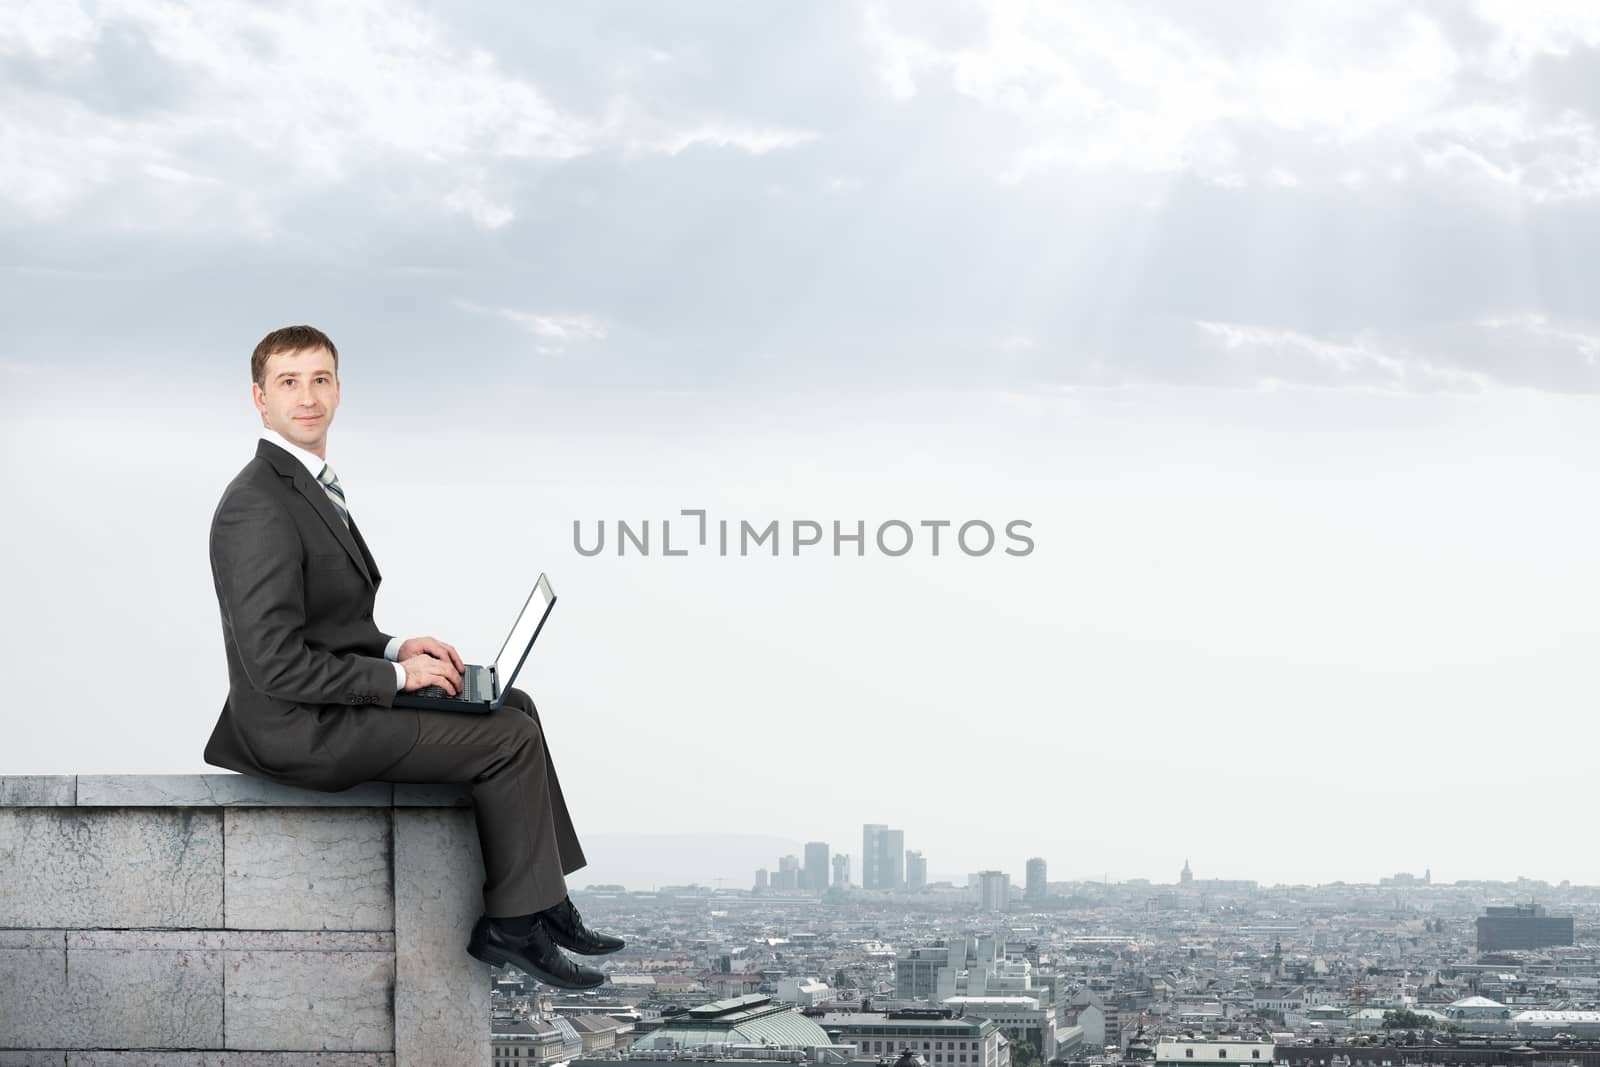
203,438,420,791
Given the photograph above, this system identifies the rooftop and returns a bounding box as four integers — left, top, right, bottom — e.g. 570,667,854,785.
815,1012,993,1035
651,997,832,1050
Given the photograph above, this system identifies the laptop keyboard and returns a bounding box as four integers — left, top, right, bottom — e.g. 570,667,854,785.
412,666,486,702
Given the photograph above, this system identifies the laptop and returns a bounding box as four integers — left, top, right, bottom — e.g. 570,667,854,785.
392,573,557,713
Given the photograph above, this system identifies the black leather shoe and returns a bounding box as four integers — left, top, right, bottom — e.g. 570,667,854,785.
467,915,606,989
539,895,626,956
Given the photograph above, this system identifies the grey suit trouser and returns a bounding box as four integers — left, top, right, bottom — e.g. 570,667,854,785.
373,686,586,916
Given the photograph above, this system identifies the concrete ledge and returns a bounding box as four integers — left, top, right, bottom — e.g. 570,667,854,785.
0,776,75,806
0,774,487,1065
0,775,476,808
63,775,472,808
0,1055,394,1066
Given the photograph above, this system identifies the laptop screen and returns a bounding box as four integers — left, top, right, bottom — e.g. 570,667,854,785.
492,574,556,693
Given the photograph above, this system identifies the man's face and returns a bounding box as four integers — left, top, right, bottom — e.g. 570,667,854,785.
253,347,341,457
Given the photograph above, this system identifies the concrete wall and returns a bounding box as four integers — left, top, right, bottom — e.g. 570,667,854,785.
0,775,491,1065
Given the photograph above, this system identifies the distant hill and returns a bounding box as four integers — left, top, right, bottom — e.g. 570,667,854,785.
571,831,811,892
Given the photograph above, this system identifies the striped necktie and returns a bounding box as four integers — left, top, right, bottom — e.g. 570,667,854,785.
317,462,351,529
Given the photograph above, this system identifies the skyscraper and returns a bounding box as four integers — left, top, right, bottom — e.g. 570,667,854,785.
870,825,908,895
885,829,905,889
863,824,887,889
978,870,1010,912
776,854,799,892
863,824,908,890
804,841,831,893
832,853,851,888
1025,857,1047,903
906,850,927,890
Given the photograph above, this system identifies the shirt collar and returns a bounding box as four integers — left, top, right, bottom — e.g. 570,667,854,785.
260,427,330,481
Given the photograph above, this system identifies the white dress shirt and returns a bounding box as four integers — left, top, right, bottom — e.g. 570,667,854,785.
260,428,407,690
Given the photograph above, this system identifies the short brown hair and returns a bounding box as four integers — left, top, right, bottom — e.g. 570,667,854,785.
251,325,340,388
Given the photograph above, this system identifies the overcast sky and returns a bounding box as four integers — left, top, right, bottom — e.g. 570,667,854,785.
4,1,1600,890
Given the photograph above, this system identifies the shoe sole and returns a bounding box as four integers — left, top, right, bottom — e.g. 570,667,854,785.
467,940,605,990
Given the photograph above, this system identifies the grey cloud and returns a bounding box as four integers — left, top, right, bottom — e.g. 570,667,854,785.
6,1,1600,397
1524,44,1600,122
442,1,881,130
1,17,186,118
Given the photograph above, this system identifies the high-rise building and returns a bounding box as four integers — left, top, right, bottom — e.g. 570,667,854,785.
832,853,851,888
754,868,769,891
1180,859,1193,884
886,829,905,889
978,870,1010,912
1025,857,1047,903
862,824,907,890
906,850,927,890
863,825,886,889
775,854,800,892
804,842,830,892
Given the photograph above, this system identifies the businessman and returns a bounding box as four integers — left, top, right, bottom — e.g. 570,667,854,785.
203,324,622,989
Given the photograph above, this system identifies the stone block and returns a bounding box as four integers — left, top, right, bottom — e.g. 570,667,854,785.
0,928,65,948
0,1053,67,1066
225,948,394,1052
61,934,223,1049
0,930,66,1049
1,930,225,1049
0,777,75,806
394,808,490,1066
0,809,222,928
1,932,396,1052
224,809,392,930
76,776,391,808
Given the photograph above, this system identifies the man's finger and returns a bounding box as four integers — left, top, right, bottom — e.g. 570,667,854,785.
433,640,462,671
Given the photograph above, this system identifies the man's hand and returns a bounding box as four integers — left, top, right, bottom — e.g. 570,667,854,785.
398,636,464,695
398,636,462,669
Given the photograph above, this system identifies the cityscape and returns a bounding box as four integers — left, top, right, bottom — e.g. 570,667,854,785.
488,828,1600,1067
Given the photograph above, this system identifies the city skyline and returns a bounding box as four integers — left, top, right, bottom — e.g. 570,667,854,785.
575,829,1590,895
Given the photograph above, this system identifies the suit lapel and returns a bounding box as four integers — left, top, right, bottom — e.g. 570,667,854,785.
257,439,375,587
348,514,382,585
